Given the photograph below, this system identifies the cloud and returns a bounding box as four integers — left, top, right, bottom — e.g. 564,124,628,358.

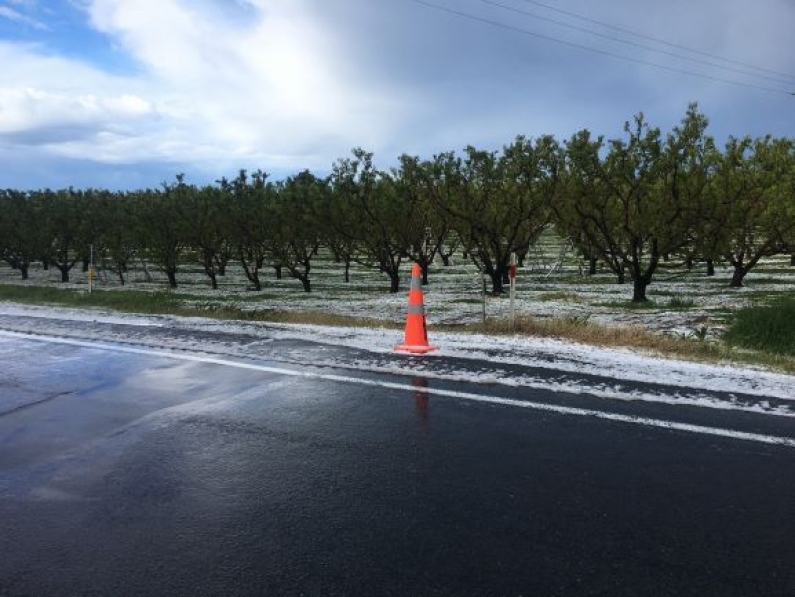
0,0,416,179
0,88,156,133
1,0,794,189
76,0,410,166
0,4,47,29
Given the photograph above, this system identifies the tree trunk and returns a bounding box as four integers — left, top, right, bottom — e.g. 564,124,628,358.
388,271,400,293
421,262,429,285
489,271,505,295
166,270,178,289
706,260,715,277
214,254,228,276
289,263,312,293
56,265,70,283
589,256,597,276
202,251,218,290
441,253,450,267
19,262,29,280
116,265,126,286
240,249,263,291
616,268,625,285
273,264,282,280
791,253,795,267
344,260,351,283
244,268,262,291
632,277,650,302
730,266,746,288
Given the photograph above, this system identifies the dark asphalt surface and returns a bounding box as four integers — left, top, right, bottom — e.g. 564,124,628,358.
2,335,795,597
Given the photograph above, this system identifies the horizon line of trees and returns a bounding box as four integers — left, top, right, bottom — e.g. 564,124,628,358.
1,103,794,302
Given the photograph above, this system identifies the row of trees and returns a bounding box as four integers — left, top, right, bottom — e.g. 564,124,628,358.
1,104,794,301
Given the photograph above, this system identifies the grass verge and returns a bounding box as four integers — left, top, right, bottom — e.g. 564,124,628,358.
451,315,795,374
724,297,795,357
0,285,397,329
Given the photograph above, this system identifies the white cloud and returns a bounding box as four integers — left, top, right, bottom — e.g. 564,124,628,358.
79,0,407,167
0,0,411,174
0,4,47,29
0,88,156,133
1,0,794,187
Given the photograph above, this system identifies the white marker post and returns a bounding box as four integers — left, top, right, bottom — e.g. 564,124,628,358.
481,266,487,323
88,244,94,294
509,252,517,328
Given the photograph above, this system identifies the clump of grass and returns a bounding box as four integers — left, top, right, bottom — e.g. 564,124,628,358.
665,296,695,310
537,291,584,303
724,296,795,356
596,299,658,310
563,313,591,326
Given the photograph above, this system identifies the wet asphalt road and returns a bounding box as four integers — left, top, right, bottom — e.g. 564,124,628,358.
2,336,795,597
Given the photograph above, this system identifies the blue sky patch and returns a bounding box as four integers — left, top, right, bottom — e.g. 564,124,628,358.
0,0,137,74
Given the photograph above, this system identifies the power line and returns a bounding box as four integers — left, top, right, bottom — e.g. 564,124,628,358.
512,0,795,82
408,0,795,96
477,0,795,87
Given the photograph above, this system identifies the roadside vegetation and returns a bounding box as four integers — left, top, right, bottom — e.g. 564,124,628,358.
724,296,795,357
1,103,794,372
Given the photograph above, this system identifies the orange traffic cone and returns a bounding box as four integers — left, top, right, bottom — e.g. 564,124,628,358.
395,264,438,354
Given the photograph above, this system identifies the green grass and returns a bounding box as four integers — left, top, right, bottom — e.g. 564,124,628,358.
596,299,659,310
0,285,182,313
665,296,696,310
597,296,697,311
0,284,397,329
724,296,795,356
536,291,584,303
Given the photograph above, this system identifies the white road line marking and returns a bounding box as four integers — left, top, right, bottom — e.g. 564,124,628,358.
4,329,795,449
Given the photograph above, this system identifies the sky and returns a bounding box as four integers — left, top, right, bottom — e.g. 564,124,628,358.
0,0,794,190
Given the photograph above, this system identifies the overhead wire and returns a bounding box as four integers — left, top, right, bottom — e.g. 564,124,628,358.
408,0,795,96
476,0,795,87
511,0,795,82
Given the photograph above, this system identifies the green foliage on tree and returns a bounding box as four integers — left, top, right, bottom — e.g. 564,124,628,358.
268,171,327,292
221,170,271,292
433,135,559,294
559,105,711,302
0,190,45,280
331,149,410,293
1,104,793,301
